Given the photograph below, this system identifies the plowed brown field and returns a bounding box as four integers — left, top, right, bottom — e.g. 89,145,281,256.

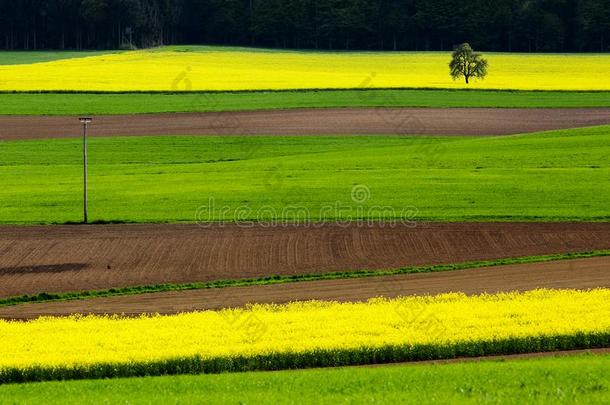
2,222,610,299
2,108,610,140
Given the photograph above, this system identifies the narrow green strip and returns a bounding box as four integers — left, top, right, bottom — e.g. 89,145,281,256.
1,250,608,309
3,87,610,94
1,89,609,115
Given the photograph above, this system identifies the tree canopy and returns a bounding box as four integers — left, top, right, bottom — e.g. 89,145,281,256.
1,0,609,52
449,43,488,84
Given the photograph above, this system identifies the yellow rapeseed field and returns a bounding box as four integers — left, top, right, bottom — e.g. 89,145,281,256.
0,289,609,372
1,47,610,91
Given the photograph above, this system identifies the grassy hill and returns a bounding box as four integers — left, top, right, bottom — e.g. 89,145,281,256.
1,126,609,224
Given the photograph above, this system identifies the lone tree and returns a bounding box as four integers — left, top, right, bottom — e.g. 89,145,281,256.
449,43,488,84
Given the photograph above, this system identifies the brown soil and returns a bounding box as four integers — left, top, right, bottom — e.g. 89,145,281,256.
1,222,610,299
2,108,610,140
1,256,609,319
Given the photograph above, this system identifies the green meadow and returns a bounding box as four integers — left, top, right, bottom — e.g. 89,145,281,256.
0,354,608,404
0,50,118,66
1,126,609,224
0,90,609,115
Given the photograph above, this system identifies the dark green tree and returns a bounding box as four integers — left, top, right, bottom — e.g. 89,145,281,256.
449,43,488,84
0,0,609,52
581,0,610,51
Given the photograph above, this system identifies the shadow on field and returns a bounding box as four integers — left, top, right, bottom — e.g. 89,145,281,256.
0,263,89,275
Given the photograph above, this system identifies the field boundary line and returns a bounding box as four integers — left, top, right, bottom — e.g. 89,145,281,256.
2,88,610,95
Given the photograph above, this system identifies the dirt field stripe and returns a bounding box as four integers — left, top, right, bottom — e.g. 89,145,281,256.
2,108,610,140
1,256,609,319
2,222,610,299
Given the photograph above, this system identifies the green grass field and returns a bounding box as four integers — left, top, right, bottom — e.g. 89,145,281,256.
1,126,609,224
0,89,609,115
0,354,607,404
0,48,609,404
0,50,119,66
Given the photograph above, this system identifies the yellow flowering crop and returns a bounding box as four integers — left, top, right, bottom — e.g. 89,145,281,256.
1,48,610,91
0,289,609,376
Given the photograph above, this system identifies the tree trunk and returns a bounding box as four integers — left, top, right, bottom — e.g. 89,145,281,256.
465,76,469,84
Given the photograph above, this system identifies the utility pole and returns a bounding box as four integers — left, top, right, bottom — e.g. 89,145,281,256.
79,118,92,224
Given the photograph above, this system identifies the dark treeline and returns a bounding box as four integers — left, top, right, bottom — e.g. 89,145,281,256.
2,0,610,52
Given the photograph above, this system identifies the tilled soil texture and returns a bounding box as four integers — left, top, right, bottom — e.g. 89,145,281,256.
2,108,610,140
2,222,610,299
1,256,608,320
